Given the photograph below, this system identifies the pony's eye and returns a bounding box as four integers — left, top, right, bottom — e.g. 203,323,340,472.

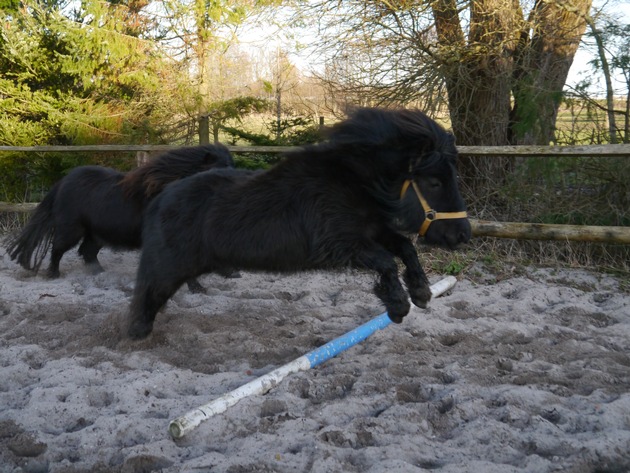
428,178,442,190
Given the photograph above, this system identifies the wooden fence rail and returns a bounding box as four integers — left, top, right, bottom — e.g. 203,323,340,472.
1,144,630,156
1,144,629,244
470,220,630,244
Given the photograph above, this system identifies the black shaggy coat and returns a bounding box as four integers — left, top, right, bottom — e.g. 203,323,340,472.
6,144,234,289
128,108,471,339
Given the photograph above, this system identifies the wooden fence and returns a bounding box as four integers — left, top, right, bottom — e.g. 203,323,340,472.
1,143,629,155
2,144,630,244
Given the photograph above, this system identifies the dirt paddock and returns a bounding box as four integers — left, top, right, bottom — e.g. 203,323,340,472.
1,246,629,472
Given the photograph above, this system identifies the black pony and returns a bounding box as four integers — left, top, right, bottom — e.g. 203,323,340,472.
127,107,471,339
6,144,234,291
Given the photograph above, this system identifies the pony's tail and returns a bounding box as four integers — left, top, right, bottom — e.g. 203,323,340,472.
5,183,59,272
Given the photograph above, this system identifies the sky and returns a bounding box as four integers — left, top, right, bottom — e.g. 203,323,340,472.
241,2,630,97
565,1,630,94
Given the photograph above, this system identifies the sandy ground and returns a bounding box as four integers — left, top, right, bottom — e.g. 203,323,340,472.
0,244,629,473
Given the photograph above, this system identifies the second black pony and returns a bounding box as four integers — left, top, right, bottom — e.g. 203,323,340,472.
6,144,234,289
128,107,471,339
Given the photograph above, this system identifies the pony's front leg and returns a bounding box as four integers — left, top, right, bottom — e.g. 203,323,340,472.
127,284,158,339
354,243,410,323
127,281,176,339
376,230,431,309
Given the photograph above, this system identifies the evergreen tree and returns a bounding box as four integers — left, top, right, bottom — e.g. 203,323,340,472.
0,1,175,199
0,1,172,146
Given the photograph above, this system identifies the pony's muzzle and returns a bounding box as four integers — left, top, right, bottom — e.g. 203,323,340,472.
425,218,471,249
449,219,472,248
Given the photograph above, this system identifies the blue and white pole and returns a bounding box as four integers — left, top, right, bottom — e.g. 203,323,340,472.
168,276,457,439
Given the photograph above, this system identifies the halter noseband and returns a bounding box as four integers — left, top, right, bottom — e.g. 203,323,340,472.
400,178,468,237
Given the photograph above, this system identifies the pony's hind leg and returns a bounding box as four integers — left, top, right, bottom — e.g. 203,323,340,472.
186,278,206,294
353,242,410,324
47,226,84,278
47,248,64,279
185,268,240,294
78,235,104,275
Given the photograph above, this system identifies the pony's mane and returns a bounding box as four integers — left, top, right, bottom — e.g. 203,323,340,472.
302,107,456,171
332,107,450,143
283,107,458,211
119,144,234,200
285,108,456,185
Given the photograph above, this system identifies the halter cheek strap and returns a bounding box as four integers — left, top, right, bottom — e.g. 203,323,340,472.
400,179,468,237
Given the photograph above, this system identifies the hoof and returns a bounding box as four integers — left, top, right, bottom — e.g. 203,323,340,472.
86,263,105,275
409,287,432,309
386,299,410,324
186,279,206,294
218,268,241,279
410,297,428,309
127,321,153,340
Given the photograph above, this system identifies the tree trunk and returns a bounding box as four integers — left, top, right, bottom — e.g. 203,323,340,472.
584,15,618,144
625,86,630,143
511,0,592,145
432,0,523,146
432,0,523,188
199,115,210,144
213,122,220,144
432,0,591,147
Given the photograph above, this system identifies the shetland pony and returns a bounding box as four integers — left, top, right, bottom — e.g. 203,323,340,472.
127,108,471,339
6,144,233,292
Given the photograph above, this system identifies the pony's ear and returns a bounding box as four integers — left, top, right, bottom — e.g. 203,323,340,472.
204,151,217,164
208,144,235,166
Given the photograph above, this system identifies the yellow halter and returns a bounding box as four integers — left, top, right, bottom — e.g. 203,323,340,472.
400,179,468,236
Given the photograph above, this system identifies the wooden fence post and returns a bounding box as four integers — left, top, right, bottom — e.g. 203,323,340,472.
136,151,150,167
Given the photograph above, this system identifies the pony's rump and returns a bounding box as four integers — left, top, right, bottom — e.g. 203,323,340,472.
5,181,60,272
119,144,235,199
